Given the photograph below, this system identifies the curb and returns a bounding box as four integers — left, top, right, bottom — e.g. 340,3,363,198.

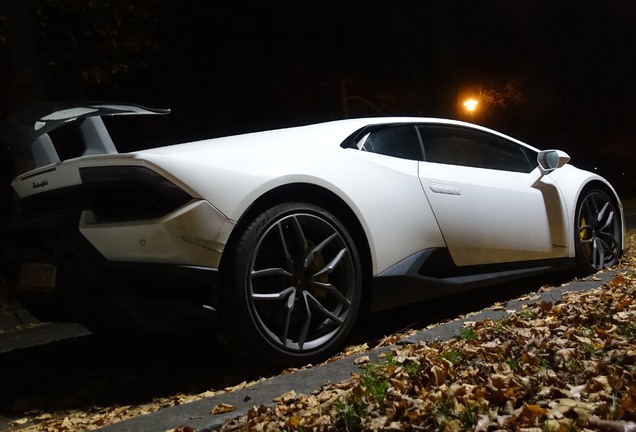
0,299,92,354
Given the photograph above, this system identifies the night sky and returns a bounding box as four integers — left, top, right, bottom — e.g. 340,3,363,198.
1,0,636,212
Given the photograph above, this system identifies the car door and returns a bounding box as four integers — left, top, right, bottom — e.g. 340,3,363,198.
417,124,569,267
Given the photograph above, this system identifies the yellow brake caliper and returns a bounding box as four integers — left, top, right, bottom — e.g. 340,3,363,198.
579,217,587,240
579,216,593,256
308,251,328,301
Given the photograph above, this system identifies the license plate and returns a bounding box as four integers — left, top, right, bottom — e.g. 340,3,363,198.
18,263,57,293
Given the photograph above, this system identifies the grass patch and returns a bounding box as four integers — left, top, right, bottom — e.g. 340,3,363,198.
334,399,368,430
458,326,478,341
360,365,390,403
441,349,462,364
518,307,538,320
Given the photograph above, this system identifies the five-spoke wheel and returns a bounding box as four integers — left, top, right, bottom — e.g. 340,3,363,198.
222,202,362,365
575,189,622,275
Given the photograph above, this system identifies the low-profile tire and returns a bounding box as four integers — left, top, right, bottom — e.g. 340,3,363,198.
574,189,622,275
221,202,363,366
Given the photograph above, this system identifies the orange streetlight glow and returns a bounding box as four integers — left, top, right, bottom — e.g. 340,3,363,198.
463,98,478,112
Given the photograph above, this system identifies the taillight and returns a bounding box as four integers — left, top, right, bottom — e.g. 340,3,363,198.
80,166,192,223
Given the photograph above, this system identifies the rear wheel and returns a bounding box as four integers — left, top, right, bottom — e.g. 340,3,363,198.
574,189,621,275
222,202,362,366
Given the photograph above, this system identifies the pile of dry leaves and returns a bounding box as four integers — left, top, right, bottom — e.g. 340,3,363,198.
220,271,636,431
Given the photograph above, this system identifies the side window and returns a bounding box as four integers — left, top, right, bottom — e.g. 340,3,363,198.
418,125,537,173
358,125,423,161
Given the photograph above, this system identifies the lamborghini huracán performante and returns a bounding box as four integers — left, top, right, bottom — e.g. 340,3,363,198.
0,103,624,365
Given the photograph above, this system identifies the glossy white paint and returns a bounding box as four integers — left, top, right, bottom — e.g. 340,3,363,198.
79,200,234,267
13,159,83,197
419,162,569,265
117,135,447,275
10,116,625,277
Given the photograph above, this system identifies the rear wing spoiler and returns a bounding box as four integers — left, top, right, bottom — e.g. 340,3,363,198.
0,102,169,168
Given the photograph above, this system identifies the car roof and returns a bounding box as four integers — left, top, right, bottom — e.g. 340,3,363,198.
144,117,536,155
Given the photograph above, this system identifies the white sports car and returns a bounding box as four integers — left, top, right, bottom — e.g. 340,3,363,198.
0,103,625,365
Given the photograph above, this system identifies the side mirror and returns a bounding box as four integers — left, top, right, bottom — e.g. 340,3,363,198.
528,149,570,187
537,149,570,175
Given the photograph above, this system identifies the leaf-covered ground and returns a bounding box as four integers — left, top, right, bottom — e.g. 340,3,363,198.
5,232,636,431
220,232,636,432
221,271,636,431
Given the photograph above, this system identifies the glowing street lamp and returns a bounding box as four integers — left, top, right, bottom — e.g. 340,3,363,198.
463,98,478,112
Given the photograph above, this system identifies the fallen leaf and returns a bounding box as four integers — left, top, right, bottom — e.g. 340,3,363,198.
273,390,297,404
354,355,370,365
210,403,236,414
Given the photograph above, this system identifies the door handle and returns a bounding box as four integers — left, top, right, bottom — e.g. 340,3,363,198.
429,183,461,195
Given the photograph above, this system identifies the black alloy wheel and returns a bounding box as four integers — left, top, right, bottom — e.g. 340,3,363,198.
223,202,362,365
575,189,621,275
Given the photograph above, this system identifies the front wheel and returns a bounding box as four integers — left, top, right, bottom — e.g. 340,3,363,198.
574,189,622,275
221,202,363,366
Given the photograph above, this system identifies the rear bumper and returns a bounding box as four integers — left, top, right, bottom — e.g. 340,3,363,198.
1,212,219,332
